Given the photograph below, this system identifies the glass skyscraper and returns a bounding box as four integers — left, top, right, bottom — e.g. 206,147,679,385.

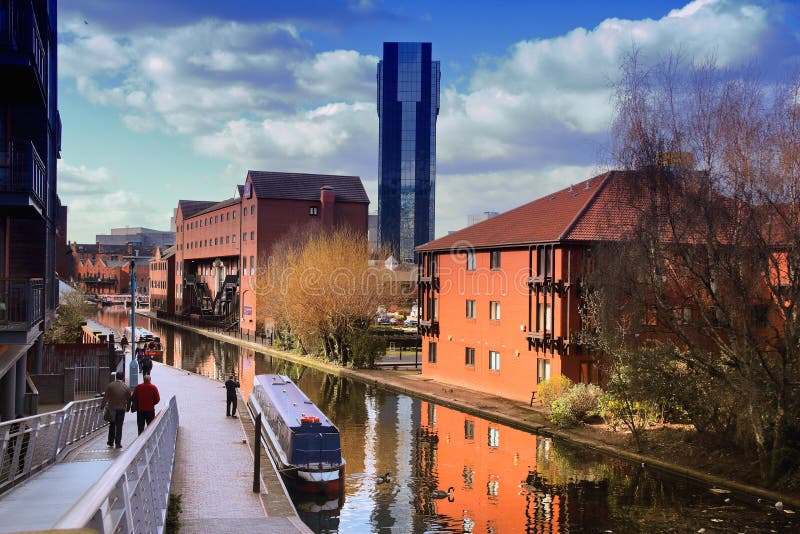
377,42,440,263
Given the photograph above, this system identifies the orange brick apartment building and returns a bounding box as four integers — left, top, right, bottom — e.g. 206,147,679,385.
69,242,155,295
167,171,369,334
416,171,644,403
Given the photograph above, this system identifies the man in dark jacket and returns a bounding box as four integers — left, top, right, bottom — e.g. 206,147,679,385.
140,355,153,375
225,374,240,417
131,374,160,434
101,371,131,448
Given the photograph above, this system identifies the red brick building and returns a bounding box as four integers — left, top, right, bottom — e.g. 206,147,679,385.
416,172,639,403
149,246,175,313
70,242,155,295
169,171,369,334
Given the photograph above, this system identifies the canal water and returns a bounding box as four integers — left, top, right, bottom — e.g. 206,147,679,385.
96,307,797,533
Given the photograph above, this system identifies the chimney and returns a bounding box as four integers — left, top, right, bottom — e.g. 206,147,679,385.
320,186,335,228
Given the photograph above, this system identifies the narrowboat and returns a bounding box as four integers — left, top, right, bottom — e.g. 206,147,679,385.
124,326,164,361
249,374,345,496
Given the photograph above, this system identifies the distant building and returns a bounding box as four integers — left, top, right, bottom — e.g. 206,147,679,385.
377,42,441,263
70,241,157,295
468,211,499,227
368,212,378,252
96,227,175,248
0,0,62,420
171,171,369,335
149,246,176,314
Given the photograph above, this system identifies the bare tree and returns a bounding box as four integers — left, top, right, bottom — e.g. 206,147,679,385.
586,52,800,484
255,227,396,367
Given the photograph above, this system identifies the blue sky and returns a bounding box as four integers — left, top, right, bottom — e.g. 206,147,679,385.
58,0,800,242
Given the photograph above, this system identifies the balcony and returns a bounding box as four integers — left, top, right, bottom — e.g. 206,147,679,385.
526,330,565,355
0,0,47,104
418,275,440,291
79,277,118,285
0,278,44,343
419,319,439,337
0,140,47,215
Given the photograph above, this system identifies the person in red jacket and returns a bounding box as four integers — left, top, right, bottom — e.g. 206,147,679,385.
131,374,160,435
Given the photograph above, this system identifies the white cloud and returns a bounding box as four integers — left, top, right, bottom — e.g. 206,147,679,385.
58,0,783,240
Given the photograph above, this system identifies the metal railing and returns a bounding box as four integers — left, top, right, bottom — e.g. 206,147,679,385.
54,396,179,534
3,140,47,208
0,277,44,328
0,396,106,494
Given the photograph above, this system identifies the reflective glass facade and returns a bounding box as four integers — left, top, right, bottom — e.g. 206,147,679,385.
377,42,440,262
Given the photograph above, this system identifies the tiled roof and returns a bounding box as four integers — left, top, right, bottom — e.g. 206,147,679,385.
178,200,217,218
247,171,369,204
417,172,621,252
193,197,241,217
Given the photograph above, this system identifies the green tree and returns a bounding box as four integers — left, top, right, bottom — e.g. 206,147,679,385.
45,290,93,343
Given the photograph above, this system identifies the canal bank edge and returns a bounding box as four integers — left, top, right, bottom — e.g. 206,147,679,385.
139,312,800,510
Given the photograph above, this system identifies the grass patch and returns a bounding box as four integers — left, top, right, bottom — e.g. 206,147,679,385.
165,493,182,534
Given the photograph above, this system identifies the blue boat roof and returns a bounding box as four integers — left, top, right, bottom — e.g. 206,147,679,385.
254,374,337,430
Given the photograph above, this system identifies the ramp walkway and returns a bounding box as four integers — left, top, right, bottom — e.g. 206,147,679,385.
0,363,307,533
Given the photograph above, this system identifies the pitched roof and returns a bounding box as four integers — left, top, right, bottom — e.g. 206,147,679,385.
193,197,241,217
178,200,217,218
247,171,369,204
418,172,623,252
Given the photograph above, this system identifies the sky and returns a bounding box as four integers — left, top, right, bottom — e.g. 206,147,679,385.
57,0,800,243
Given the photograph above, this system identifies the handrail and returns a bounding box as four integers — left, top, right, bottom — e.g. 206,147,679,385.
53,395,179,534
0,396,106,494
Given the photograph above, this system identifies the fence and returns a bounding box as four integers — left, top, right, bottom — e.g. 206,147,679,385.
34,343,118,394
53,396,179,534
0,397,106,495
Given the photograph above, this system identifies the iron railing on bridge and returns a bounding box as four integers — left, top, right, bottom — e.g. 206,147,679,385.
0,396,106,494
54,396,179,534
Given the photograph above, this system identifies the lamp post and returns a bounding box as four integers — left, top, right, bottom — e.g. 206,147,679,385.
129,259,139,388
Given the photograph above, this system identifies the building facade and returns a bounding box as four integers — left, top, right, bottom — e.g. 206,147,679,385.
0,0,61,420
170,171,369,334
416,173,633,403
70,242,155,296
467,211,499,227
149,246,175,313
377,42,440,263
95,226,175,248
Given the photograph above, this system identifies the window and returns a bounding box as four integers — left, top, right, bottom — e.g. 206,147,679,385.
226,236,230,244
243,256,247,269
427,403,436,426
250,231,255,241
226,212,230,221
488,426,499,447
214,238,218,245
232,234,236,243
489,351,500,370
466,299,476,319
309,206,318,216
250,256,254,276
428,342,437,364
233,210,236,219
432,298,439,320
466,250,476,271
673,306,692,325
250,205,255,215
490,250,501,270
537,358,551,384
463,466,474,487
465,347,475,366
464,419,475,440
243,207,247,216
642,306,657,326
214,215,218,223
242,233,247,241
537,246,552,277
489,301,500,321
537,302,552,332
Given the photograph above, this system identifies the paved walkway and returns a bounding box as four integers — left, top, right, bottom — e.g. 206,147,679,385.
0,361,308,533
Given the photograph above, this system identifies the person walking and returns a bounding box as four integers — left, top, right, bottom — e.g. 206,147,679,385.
131,374,160,434
101,371,131,448
140,353,153,375
225,374,240,417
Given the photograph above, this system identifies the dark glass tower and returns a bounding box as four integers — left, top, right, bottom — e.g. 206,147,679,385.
377,42,440,263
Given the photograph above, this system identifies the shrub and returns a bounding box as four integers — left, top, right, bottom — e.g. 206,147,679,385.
548,383,603,427
537,376,573,406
